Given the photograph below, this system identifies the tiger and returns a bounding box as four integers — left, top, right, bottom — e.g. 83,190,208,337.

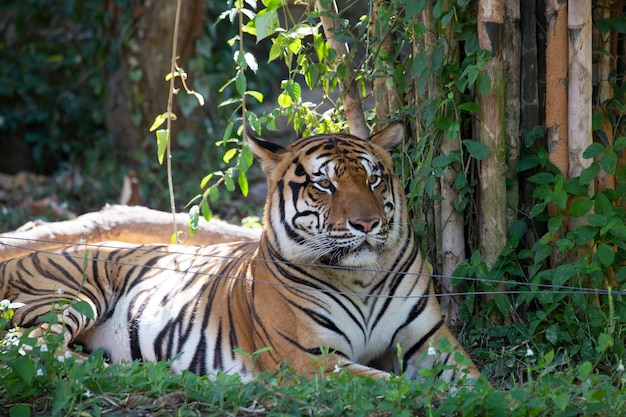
0,124,480,382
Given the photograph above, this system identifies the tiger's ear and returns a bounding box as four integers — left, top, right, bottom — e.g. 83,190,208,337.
370,123,404,152
245,129,284,174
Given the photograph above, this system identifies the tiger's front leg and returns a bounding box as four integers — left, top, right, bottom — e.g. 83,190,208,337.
398,325,481,383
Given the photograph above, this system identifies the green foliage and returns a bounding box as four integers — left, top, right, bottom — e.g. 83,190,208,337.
2,299,626,417
0,1,117,173
454,130,626,384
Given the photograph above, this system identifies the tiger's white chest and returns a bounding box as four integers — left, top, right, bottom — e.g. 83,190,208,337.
303,278,416,364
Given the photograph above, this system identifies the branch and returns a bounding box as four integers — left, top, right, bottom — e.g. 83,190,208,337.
0,205,260,262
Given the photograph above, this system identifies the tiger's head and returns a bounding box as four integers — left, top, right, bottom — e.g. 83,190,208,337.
247,124,407,268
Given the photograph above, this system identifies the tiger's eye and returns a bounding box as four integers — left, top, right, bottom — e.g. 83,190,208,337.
314,178,334,192
367,175,381,187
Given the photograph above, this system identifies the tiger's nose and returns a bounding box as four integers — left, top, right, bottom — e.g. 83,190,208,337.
349,218,380,233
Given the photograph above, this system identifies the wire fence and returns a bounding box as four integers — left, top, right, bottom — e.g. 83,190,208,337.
1,236,624,300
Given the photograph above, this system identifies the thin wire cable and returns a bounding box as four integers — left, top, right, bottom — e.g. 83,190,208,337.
1,236,624,299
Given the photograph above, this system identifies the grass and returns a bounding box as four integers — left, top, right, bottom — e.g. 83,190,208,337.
1,309,626,417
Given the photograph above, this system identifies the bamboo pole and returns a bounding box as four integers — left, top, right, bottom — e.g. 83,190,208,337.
545,0,570,179
437,0,465,324
504,0,521,229
477,0,507,269
568,2,593,187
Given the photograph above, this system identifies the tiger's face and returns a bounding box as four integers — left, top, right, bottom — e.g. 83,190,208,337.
247,124,405,268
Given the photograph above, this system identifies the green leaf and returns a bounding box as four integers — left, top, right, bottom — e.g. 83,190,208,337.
574,225,597,246
462,139,488,160
304,64,320,89
579,163,600,185
533,243,552,264
553,393,569,411
254,9,279,42
286,80,301,101
10,356,36,385
431,38,444,71
494,293,509,317
594,192,612,216
582,143,604,158
399,0,425,18
209,186,219,203
9,404,31,417
200,173,213,189
577,361,593,381
72,300,95,320
477,72,491,95
245,90,264,103
614,136,626,151
188,205,199,236
599,151,617,175
52,380,70,416
595,243,615,267
545,324,559,344
457,102,479,113
508,219,527,247
201,199,212,222
569,198,593,217
587,214,607,227
529,202,546,218
238,171,249,197
528,172,555,185
235,70,246,95
150,112,176,132
547,214,563,235
596,332,613,352
155,129,169,165
223,148,238,163
564,178,591,196
225,174,235,192
553,264,576,286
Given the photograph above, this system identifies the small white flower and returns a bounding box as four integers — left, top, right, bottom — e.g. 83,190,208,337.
332,364,341,374
618,362,625,372
40,344,48,352
56,289,65,295
63,309,70,316
57,355,65,363
0,299,25,311
525,348,534,357
36,368,44,377
84,390,93,398
64,351,72,359
427,346,437,356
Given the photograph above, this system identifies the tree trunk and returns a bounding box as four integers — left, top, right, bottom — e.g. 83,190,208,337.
315,0,368,138
477,0,507,269
504,0,521,228
104,0,205,170
370,1,404,129
0,205,260,262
